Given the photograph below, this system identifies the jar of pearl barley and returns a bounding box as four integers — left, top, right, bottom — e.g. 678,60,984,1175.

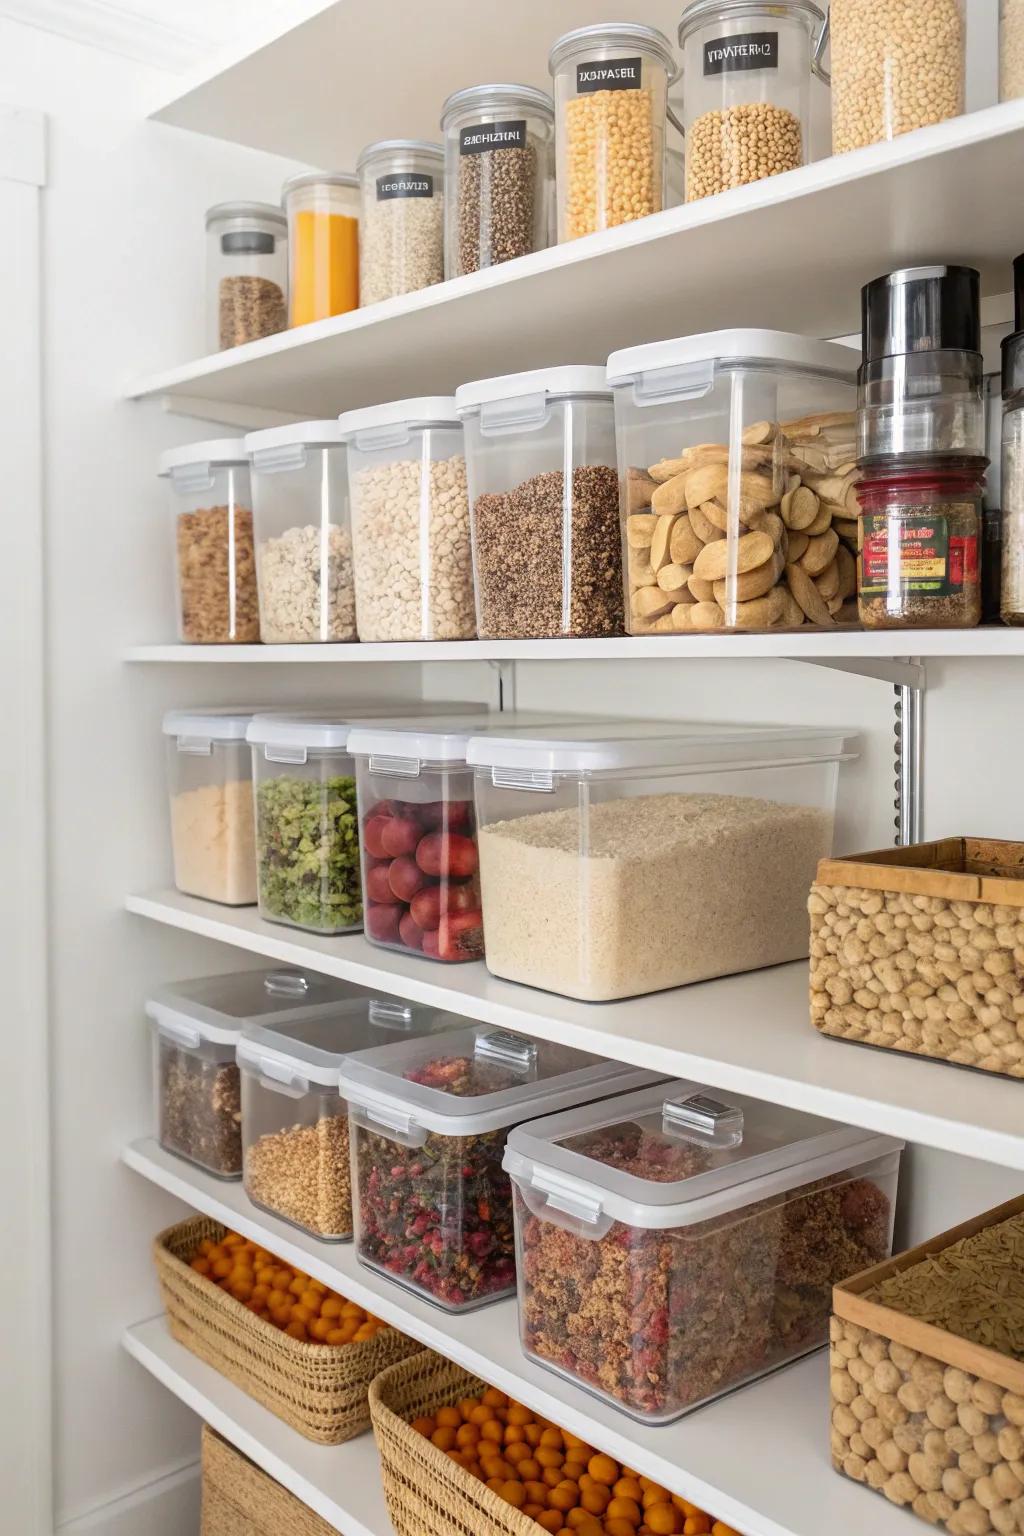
549,23,676,242
677,1,824,202
820,0,966,154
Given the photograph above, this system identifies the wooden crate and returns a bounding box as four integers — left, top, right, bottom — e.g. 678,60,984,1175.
810,838,1024,1081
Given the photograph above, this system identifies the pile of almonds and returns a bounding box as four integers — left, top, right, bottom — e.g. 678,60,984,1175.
625,411,860,632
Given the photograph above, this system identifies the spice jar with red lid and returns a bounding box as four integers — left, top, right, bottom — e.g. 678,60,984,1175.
340,1024,658,1312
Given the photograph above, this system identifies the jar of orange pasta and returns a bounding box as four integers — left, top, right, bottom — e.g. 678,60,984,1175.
283,171,360,327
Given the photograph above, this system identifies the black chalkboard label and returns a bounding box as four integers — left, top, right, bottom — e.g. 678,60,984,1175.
459,119,528,154
576,56,642,92
376,173,434,200
704,32,779,74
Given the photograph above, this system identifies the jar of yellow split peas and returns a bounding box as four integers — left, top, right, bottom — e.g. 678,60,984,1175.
410,1383,741,1535
283,171,360,327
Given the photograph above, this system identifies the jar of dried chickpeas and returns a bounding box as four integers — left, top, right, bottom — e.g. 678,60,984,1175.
549,23,677,243
820,0,966,154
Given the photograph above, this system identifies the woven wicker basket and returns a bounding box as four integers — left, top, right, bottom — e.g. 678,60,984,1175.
369,1350,542,1536
200,1426,336,1536
154,1214,422,1444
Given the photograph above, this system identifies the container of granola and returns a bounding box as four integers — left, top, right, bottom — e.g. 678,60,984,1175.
147,967,356,1178
237,992,459,1241
504,1080,902,1423
159,438,258,644
246,420,356,644
340,1025,658,1312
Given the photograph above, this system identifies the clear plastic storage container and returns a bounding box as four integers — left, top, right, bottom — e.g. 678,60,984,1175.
283,171,359,327
237,990,457,1239
549,23,676,242
147,967,353,1178
338,398,475,641
607,330,859,634
823,0,966,154
163,708,259,905
440,85,554,277
469,720,855,1001
1003,0,1024,101
246,421,356,644
455,366,624,639
504,1081,902,1423
1003,324,1024,625
159,440,258,644
356,140,444,305
676,1,824,201
340,1023,659,1309
206,201,288,352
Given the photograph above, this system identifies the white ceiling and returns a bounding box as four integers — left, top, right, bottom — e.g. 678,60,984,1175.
0,0,291,72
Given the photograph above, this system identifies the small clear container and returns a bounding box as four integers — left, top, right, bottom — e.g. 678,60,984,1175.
246,420,356,644
340,1023,658,1309
607,331,859,635
163,708,259,905
338,398,475,641
455,366,623,638
159,440,258,644
205,201,288,352
1002,0,1024,101
857,459,983,630
237,990,457,1240
283,171,359,327
504,1080,902,1423
1003,328,1024,625
469,720,856,1001
549,23,676,242
146,967,352,1178
440,85,554,278
356,140,444,306
823,0,966,154
676,1,824,201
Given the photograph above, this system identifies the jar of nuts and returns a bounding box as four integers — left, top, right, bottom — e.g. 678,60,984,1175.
548,23,677,243
676,0,825,202
607,329,860,634
822,0,966,154
158,438,259,644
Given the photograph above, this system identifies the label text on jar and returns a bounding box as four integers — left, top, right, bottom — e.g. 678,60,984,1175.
576,56,642,92
703,32,779,75
376,174,434,201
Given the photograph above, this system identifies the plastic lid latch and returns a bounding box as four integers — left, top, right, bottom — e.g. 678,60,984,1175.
474,1029,538,1074
663,1093,744,1150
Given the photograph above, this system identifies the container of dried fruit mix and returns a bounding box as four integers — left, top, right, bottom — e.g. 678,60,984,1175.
504,1080,902,1424
455,366,624,639
148,967,356,1178
159,439,258,644
339,1025,659,1311
237,992,460,1240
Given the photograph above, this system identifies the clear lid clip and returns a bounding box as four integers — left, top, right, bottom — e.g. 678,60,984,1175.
663,1093,744,1150
368,1000,416,1030
474,1030,538,1073
264,971,311,999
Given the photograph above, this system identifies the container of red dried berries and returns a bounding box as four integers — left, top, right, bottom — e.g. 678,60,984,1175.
339,1025,659,1312
504,1080,903,1423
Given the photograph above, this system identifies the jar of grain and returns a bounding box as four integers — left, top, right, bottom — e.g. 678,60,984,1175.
1001,327,1024,624
158,439,259,644
440,84,554,277
676,1,823,201
1002,0,1024,100
822,0,966,154
205,202,287,352
549,23,676,242
246,420,356,644
356,140,444,305
607,330,859,634
455,365,623,638
857,460,982,629
163,708,259,906
282,170,359,326
338,397,475,641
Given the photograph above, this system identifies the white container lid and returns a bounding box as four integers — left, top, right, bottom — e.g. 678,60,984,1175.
146,968,359,1049
163,707,263,746
504,1080,903,1231
245,421,347,457
337,397,460,440
347,711,601,771
237,997,460,1091
248,702,488,761
455,366,612,417
467,720,856,779
158,439,249,476
338,1024,661,1138
606,330,859,387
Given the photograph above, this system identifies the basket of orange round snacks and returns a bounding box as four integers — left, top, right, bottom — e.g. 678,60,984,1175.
368,1348,742,1536
153,1215,422,1443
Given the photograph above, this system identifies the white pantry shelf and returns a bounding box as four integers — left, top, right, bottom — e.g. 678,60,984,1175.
126,889,1024,1172
123,1314,390,1536
129,102,1024,418
125,1137,910,1536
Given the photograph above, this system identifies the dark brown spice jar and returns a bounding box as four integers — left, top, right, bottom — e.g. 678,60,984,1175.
441,87,553,279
